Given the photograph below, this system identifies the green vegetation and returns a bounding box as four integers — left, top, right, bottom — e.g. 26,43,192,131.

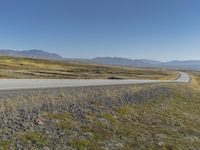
18,132,48,148
69,139,91,150
0,140,13,150
0,56,176,79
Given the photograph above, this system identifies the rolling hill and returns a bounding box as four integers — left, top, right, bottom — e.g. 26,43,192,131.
0,50,200,70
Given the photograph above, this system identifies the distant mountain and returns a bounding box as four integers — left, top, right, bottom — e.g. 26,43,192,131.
164,60,200,70
0,49,63,60
92,57,200,70
92,57,163,67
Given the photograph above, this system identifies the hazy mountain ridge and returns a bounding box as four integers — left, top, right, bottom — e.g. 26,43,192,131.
92,57,163,67
92,57,200,70
0,49,63,60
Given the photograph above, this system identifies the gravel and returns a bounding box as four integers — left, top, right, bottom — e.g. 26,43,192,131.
0,84,174,149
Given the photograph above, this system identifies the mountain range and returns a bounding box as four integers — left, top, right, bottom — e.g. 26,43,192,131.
0,49,63,60
0,49,200,70
92,57,200,70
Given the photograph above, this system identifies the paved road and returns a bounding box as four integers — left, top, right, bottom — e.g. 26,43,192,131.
0,72,190,90
170,72,190,83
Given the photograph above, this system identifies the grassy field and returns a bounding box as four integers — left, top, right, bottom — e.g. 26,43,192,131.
0,74,199,149
0,56,177,79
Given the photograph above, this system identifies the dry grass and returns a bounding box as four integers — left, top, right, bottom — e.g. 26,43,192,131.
0,56,177,79
187,71,200,90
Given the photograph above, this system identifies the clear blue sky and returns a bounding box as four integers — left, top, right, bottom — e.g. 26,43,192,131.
0,0,200,61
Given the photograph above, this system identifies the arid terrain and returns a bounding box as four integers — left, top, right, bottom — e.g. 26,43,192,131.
0,57,198,150
0,56,176,80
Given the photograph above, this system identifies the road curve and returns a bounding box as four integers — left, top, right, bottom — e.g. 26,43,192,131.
172,72,191,83
0,72,190,90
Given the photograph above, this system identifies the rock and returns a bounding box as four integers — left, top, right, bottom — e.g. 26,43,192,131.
35,117,44,125
43,146,50,150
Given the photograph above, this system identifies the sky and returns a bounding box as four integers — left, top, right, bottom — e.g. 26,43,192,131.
0,0,200,61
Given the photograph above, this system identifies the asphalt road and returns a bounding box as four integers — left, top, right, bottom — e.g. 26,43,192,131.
0,72,190,90
170,72,190,83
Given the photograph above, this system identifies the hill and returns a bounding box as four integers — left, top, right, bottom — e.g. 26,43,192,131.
0,49,63,60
